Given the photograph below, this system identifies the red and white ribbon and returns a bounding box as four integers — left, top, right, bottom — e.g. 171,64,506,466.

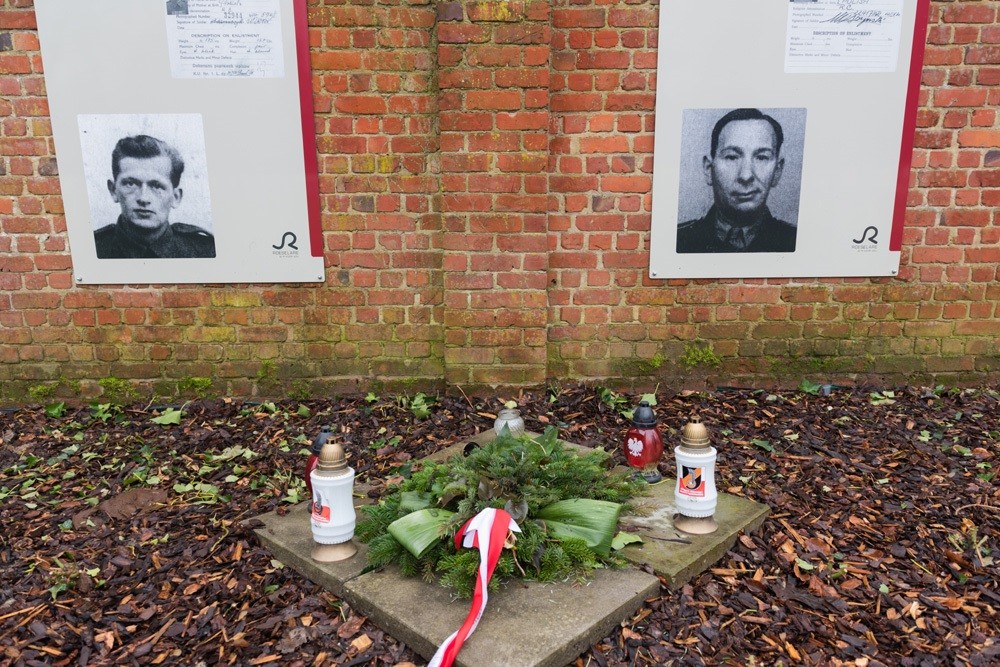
428,507,520,667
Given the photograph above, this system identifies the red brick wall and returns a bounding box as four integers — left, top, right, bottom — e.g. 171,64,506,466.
1,0,998,400
440,0,551,386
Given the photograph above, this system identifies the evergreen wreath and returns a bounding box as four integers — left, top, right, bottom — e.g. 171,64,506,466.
356,427,645,597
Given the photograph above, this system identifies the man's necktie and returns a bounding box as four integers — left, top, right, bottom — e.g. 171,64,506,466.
725,226,748,250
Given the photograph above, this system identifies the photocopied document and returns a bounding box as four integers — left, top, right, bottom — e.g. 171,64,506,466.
166,0,284,79
785,0,905,74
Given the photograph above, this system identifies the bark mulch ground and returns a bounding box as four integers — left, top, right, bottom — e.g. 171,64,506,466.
1,384,997,666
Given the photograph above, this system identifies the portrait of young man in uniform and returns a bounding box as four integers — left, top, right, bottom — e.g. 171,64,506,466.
94,134,216,259
676,108,799,254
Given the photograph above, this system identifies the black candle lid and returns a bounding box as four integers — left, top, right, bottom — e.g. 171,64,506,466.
631,401,657,428
310,424,333,454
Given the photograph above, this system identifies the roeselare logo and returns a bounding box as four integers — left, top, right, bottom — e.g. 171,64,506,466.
850,226,878,253
272,231,300,257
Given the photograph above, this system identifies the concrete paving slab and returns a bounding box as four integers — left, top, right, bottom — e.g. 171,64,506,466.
251,430,770,666
253,501,368,598
619,481,770,588
344,565,659,667
253,498,660,667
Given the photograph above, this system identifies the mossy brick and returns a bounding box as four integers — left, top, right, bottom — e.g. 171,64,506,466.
216,362,262,378
926,356,975,372
210,293,262,308
975,356,1000,372
903,321,955,337
940,338,964,356
185,326,236,343
88,345,121,362
107,363,160,379
239,327,289,343
469,365,546,384
698,322,750,340
160,363,212,383
467,1,525,23
369,358,440,377
955,320,1000,335
674,288,726,304
880,356,926,373
752,322,803,339
9,364,63,381
780,286,830,303
161,292,209,308
802,322,852,339
964,337,998,356
316,359,368,376
117,345,151,362
728,286,781,303
496,346,546,365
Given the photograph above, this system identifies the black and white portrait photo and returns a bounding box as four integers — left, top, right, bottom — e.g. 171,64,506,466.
78,114,215,260
165,0,189,16
675,107,807,254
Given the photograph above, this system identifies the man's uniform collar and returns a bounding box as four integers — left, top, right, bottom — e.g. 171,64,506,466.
711,208,773,251
114,216,176,257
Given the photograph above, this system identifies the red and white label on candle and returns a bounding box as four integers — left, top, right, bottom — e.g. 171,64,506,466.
678,466,705,497
312,502,331,523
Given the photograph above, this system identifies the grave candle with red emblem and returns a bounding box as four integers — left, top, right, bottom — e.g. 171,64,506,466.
623,401,664,483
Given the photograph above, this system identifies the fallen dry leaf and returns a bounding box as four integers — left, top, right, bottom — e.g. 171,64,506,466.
337,614,366,639
0,386,997,667
350,634,373,653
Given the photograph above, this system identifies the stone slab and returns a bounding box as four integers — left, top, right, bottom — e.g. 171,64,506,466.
253,500,659,667
618,481,770,588
251,430,769,666
344,565,659,667
253,501,368,599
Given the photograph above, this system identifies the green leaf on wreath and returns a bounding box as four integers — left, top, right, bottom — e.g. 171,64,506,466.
388,508,457,558
533,426,560,456
536,498,621,557
399,491,433,512
611,531,644,550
